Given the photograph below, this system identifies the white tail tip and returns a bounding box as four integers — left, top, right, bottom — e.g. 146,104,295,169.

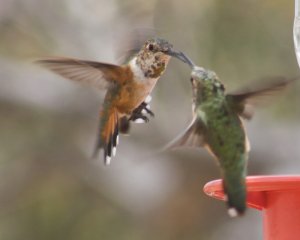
105,156,111,165
228,208,238,217
112,147,117,157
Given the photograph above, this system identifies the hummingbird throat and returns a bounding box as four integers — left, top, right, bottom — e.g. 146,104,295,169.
134,52,170,79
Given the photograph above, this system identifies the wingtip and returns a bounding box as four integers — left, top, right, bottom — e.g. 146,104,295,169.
33,58,48,66
33,56,57,64
33,56,76,66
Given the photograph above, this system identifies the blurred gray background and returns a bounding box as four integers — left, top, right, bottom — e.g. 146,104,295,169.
0,0,299,239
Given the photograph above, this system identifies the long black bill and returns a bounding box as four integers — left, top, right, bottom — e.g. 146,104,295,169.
166,49,195,68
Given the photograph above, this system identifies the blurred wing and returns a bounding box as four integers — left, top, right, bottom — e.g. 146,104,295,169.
115,28,156,64
226,76,295,120
36,57,124,89
163,117,206,151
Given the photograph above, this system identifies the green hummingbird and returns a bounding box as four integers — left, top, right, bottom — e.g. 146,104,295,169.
36,38,183,165
165,52,294,216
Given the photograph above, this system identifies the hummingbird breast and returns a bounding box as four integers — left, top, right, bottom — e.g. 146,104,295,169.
114,62,159,115
200,101,248,165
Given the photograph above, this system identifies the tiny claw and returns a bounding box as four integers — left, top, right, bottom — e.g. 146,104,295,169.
143,107,154,117
142,116,149,122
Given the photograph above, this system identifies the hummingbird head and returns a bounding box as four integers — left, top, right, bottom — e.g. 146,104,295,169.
166,51,226,99
144,38,174,54
135,38,175,78
191,66,225,101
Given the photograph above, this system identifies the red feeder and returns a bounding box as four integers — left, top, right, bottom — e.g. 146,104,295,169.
203,175,300,240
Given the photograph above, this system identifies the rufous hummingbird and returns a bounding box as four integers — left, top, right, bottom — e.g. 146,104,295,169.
36,38,182,165
164,52,294,217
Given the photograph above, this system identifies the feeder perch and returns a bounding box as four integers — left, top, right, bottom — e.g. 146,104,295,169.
204,175,300,240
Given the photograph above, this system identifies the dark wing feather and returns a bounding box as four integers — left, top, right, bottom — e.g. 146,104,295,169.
36,57,124,89
226,77,296,120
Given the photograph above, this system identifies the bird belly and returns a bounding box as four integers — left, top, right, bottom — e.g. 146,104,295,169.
115,78,157,115
205,115,247,166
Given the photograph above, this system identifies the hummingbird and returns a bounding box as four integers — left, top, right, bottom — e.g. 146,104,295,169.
164,52,294,217
36,38,182,165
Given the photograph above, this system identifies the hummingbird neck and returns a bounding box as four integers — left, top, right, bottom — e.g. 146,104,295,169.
129,57,147,81
196,86,225,104
192,67,226,103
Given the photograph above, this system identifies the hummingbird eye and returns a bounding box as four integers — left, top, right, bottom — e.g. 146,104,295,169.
147,44,154,51
190,77,197,87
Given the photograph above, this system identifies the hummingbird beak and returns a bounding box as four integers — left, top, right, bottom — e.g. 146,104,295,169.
166,49,195,68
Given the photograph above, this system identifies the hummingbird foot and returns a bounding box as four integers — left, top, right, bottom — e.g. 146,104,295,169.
136,101,155,116
129,101,155,124
141,105,154,117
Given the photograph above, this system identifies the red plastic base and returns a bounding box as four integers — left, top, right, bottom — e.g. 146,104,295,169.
204,175,300,240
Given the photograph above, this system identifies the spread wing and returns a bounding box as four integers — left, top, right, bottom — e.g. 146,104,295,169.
36,57,124,90
163,117,207,151
226,77,295,120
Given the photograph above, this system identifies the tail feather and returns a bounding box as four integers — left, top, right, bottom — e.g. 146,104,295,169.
93,108,119,165
112,121,119,155
222,168,247,217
